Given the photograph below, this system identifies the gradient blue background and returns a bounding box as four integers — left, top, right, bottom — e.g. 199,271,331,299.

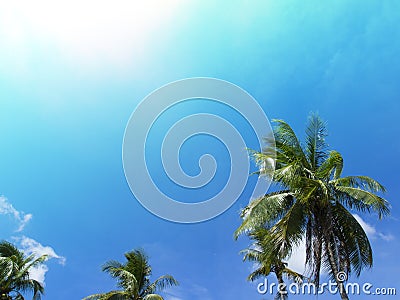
0,1,399,299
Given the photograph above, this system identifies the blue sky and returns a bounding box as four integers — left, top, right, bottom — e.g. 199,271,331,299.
0,1,399,299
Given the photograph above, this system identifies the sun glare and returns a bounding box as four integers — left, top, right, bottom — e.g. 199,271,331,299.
0,0,183,68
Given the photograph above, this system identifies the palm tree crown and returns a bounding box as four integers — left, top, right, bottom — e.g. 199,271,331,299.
235,114,390,300
84,248,178,300
0,240,47,300
241,227,304,300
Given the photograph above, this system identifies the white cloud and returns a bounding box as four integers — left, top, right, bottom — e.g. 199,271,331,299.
28,264,49,284
353,214,394,241
0,196,32,232
378,232,395,241
0,197,65,284
16,236,66,265
165,284,211,300
13,236,66,284
165,296,183,300
287,238,307,275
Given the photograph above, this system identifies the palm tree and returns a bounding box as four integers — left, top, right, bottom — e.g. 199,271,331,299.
84,248,178,300
0,240,47,300
235,114,390,300
241,227,305,300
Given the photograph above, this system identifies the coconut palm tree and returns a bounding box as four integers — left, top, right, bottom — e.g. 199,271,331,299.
84,248,178,300
241,227,305,300
0,240,47,300
235,114,390,300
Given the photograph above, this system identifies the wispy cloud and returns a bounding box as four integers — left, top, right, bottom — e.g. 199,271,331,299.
165,296,183,300
0,196,67,285
13,236,66,284
16,236,66,265
0,196,32,232
353,214,394,241
28,264,49,285
165,283,211,300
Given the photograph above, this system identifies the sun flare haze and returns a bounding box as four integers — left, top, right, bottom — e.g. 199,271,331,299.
0,1,399,299
0,0,184,69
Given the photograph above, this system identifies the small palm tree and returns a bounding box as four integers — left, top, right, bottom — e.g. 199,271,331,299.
0,240,47,300
84,248,178,300
236,114,390,300
241,227,305,300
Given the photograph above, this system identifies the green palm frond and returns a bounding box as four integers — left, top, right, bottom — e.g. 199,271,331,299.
273,163,312,189
145,275,178,295
270,201,307,253
83,290,130,300
247,266,270,282
240,248,262,263
236,114,390,294
85,248,177,300
316,150,343,179
235,191,294,239
331,203,372,276
334,185,390,219
293,177,330,205
0,241,46,300
0,257,14,280
305,114,328,170
102,260,139,293
17,255,48,281
125,249,151,291
282,267,305,284
272,119,307,165
331,176,386,193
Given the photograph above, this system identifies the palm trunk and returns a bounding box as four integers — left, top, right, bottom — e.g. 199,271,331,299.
275,272,287,300
324,237,349,300
313,237,322,288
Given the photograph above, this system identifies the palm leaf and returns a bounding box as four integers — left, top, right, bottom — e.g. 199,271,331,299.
235,191,294,238
331,176,386,193
316,150,343,179
270,201,307,253
83,290,130,300
305,114,328,170
334,186,390,219
145,275,178,295
272,119,308,166
331,203,373,276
